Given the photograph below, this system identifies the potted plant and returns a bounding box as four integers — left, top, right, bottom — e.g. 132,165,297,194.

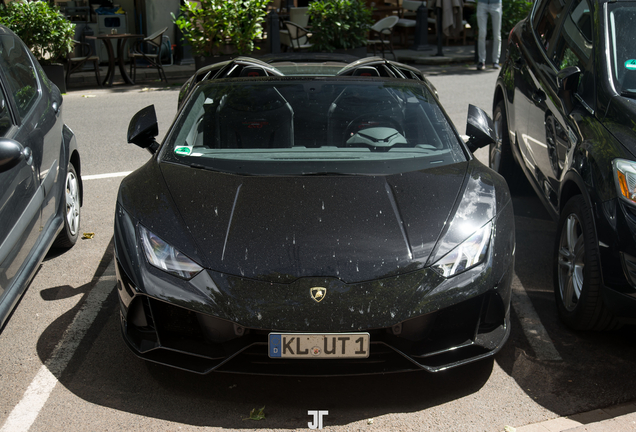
173,0,269,69
0,1,75,92
307,0,373,56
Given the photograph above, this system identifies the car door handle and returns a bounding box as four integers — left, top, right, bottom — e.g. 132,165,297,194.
532,90,546,103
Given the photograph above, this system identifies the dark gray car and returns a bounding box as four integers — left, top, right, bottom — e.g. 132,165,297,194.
0,26,82,330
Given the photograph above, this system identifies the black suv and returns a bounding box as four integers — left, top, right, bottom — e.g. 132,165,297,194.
492,0,636,330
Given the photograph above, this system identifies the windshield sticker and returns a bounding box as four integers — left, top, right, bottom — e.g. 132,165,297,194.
174,146,192,156
626,60,636,70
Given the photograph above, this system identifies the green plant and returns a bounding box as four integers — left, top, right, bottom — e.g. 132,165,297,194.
0,1,74,64
308,0,373,52
501,0,533,36
172,0,269,57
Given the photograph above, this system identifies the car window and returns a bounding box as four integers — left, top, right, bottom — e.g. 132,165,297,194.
552,0,592,69
0,34,38,120
608,3,636,95
0,86,13,137
533,0,567,53
162,79,466,176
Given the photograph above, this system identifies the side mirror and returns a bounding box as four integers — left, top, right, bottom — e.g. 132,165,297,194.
0,139,26,173
557,66,581,115
466,104,496,152
127,105,160,154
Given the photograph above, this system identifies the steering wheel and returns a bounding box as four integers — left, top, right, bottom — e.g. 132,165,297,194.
344,114,404,142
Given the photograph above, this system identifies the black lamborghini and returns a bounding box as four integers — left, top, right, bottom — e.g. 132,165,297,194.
114,56,515,375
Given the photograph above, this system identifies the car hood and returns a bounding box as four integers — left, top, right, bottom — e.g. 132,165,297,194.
118,159,503,283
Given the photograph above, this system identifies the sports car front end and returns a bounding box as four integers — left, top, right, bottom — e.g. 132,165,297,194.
114,72,515,375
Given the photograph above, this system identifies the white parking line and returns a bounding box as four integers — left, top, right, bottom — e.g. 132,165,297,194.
511,274,563,361
82,171,132,180
0,262,116,432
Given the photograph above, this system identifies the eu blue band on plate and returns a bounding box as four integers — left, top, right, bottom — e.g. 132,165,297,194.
269,334,281,357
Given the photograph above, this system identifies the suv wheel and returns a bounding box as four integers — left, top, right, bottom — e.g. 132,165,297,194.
554,195,618,330
53,163,80,248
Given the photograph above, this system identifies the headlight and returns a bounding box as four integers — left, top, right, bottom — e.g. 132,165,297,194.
139,224,202,279
431,222,492,278
613,159,636,205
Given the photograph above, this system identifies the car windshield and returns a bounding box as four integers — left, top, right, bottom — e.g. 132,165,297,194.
608,3,636,96
162,78,466,175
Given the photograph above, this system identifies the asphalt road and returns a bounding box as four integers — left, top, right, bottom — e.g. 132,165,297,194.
0,65,634,432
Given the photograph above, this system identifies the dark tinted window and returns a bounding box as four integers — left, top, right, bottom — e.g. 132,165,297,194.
534,0,567,52
0,87,12,137
0,34,38,120
552,0,593,69
608,3,636,95
162,79,466,176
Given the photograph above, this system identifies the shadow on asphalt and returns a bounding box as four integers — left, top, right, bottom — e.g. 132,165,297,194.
35,245,497,428
497,171,636,417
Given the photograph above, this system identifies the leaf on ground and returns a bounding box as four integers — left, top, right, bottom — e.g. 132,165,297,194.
244,406,265,421
504,426,516,432
82,232,95,239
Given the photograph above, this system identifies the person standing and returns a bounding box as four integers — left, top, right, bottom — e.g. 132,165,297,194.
476,0,502,70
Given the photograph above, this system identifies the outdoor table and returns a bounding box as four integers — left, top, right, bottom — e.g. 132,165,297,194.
87,33,143,86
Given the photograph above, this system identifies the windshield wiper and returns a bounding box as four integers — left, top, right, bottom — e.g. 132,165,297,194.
621,90,636,99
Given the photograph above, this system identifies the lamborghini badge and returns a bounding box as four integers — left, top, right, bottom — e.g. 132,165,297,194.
310,287,327,303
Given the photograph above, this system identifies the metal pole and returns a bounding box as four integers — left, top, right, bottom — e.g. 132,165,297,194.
269,9,281,54
410,1,432,51
434,6,444,56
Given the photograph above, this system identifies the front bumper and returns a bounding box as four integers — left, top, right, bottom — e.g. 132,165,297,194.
116,257,511,375
114,195,515,375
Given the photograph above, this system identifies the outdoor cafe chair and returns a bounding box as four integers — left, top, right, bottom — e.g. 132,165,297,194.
66,39,101,87
281,21,313,52
129,27,168,83
367,15,399,60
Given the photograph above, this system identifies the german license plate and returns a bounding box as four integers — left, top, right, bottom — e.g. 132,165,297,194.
268,333,370,359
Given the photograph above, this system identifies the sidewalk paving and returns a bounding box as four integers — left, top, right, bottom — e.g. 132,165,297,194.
63,43,636,432
511,402,636,431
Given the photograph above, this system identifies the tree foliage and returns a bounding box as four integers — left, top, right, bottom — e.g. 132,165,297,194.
0,1,75,64
308,0,373,52
173,0,269,56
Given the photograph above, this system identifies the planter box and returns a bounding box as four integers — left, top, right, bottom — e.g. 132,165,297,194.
41,63,66,93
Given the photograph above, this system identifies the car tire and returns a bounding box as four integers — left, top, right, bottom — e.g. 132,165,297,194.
554,195,619,331
53,163,81,248
491,100,523,187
